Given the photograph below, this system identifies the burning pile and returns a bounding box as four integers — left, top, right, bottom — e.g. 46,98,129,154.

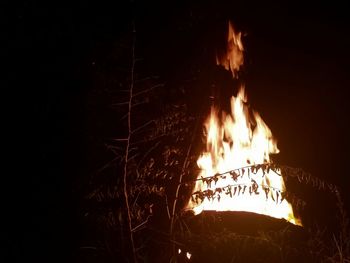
186,22,301,226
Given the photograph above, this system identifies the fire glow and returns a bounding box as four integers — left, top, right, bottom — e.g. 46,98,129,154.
186,22,301,226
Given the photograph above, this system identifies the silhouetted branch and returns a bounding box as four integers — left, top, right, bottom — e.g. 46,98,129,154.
122,22,137,263
131,120,155,134
133,83,164,97
180,163,336,194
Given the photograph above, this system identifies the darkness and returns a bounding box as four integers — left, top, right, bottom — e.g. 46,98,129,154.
9,1,350,262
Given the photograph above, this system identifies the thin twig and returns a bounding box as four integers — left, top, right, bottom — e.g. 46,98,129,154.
178,163,271,185
132,215,152,233
190,183,284,195
135,76,160,83
132,120,155,134
133,83,164,97
122,22,138,263
165,194,171,220
112,101,129,106
136,141,161,171
95,156,120,175
131,100,149,108
170,118,200,235
112,138,128,142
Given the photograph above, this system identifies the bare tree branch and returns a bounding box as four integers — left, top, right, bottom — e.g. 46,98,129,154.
136,141,161,170
122,22,138,263
111,101,129,106
131,100,149,108
112,138,128,142
165,194,171,220
132,120,155,135
135,76,160,83
131,215,152,233
170,117,200,235
133,83,164,97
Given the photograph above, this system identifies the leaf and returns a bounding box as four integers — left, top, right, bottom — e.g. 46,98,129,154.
266,165,270,174
319,180,325,190
233,186,237,196
242,185,247,194
230,170,239,181
297,173,302,183
270,163,276,173
199,192,204,202
260,164,265,176
263,187,270,200
226,185,232,197
250,166,254,175
256,164,261,173
280,192,285,203
271,191,275,202
214,176,219,185
251,179,259,194
238,185,242,195
305,173,310,184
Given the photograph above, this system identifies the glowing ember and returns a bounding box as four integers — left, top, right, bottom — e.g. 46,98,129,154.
178,249,192,260
186,22,301,226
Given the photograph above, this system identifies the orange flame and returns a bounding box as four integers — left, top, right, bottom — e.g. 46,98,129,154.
216,21,244,77
186,22,301,226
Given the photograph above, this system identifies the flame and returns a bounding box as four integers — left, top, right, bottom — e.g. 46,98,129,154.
186,22,301,226
216,21,244,78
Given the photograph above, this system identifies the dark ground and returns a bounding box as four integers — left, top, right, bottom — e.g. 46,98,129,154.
8,1,350,262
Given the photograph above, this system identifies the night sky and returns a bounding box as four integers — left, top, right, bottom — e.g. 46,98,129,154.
10,1,350,262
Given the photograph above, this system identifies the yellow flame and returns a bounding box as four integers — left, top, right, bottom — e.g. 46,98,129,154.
187,87,300,225
216,21,244,78
186,21,301,225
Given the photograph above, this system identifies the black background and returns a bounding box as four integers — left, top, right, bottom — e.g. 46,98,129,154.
8,1,350,262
